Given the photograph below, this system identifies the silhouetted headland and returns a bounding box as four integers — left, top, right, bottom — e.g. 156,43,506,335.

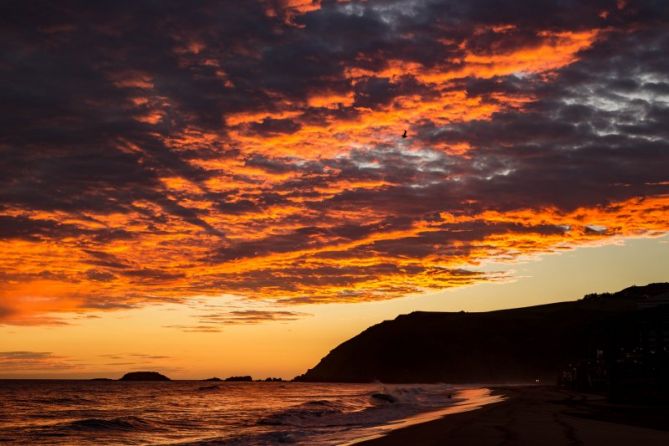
202,377,222,381
90,377,113,381
119,371,171,381
296,283,669,403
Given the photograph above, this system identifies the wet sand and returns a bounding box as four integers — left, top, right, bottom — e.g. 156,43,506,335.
357,386,669,446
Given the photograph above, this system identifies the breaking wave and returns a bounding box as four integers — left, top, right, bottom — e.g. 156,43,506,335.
60,416,157,432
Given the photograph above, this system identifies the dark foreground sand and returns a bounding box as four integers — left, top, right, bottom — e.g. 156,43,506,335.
358,386,669,446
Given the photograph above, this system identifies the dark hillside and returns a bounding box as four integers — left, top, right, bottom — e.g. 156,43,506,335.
295,283,669,384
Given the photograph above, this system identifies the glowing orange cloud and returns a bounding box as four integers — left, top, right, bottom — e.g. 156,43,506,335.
2,3,667,326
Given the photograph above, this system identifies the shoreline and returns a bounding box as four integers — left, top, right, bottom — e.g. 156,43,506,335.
354,385,669,446
342,386,503,445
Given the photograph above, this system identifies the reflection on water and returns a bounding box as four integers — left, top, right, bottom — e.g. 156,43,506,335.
0,380,497,445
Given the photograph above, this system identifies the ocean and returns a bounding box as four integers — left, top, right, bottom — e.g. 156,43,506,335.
0,380,500,445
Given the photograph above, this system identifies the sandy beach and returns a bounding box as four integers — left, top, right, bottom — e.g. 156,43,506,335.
357,386,669,446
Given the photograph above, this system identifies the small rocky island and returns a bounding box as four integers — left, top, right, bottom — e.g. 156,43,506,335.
224,375,252,382
203,377,222,381
119,371,171,381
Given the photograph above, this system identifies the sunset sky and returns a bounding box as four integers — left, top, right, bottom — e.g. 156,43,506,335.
1,0,668,379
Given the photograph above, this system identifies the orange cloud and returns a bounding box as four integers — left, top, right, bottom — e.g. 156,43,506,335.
2,1,666,325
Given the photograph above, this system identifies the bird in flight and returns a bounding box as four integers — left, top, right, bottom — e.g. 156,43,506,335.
402,129,407,138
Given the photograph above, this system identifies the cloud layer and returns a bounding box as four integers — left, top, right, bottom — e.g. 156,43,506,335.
0,351,78,371
1,0,668,324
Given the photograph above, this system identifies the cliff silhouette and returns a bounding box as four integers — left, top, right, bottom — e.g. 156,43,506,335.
295,283,669,385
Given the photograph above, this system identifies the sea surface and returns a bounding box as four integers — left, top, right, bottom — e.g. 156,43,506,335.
0,380,500,445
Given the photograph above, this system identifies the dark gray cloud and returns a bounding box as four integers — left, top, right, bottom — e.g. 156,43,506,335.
164,308,311,333
0,0,667,321
247,117,302,135
199,309,311,324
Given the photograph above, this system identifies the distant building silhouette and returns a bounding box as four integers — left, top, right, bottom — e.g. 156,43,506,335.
560,298,669,403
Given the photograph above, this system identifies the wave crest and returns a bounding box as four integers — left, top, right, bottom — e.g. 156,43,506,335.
63,416,156,431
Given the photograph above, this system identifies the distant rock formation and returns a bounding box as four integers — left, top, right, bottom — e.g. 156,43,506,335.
224,375,252,382
295,283,669,385
202,377,222,381
119,371,171,381
263,377,283,382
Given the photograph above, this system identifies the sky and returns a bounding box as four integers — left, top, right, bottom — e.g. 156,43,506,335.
0,0,668,379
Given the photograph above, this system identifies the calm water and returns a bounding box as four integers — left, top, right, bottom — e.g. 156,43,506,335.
0,380,498,445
